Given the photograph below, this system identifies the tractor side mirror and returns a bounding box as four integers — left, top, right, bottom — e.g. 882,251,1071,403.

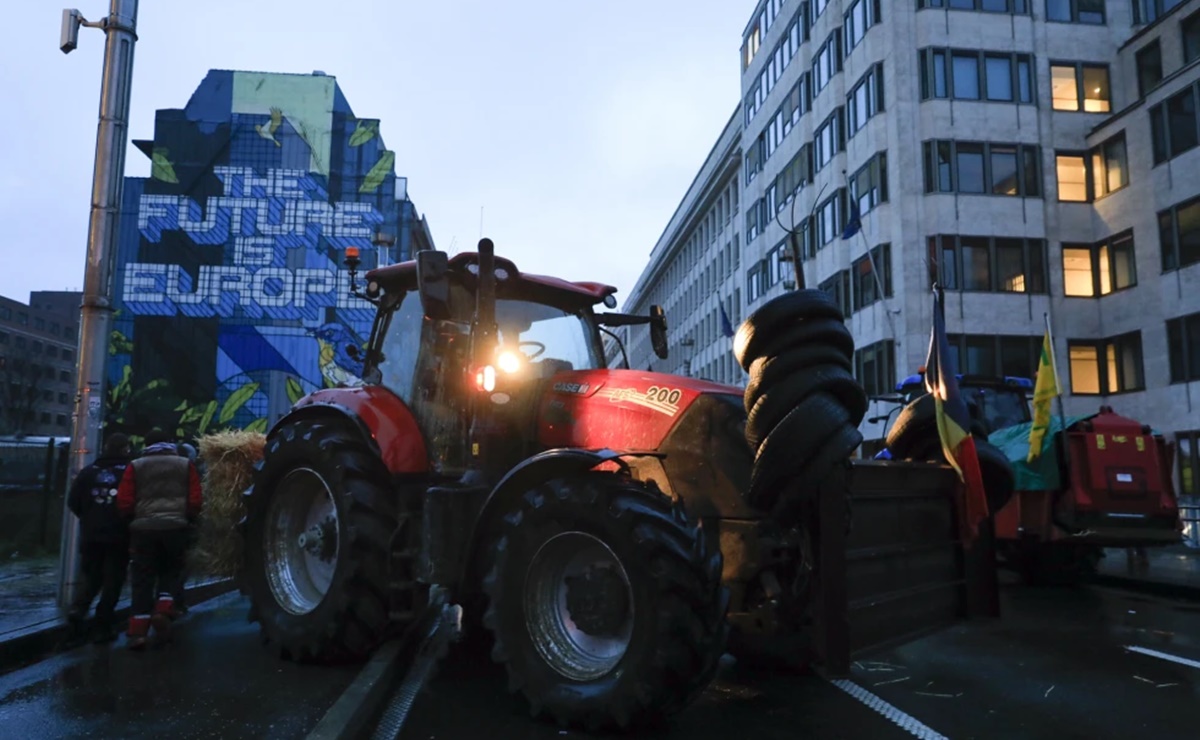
416,249,451,321
650,305,669,360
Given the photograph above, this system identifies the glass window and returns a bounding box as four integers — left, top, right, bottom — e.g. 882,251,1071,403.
933,51,948,98
990,146,1018,194
995,238,1026,292
1017,56,1033,103
1136,42,1163,99
1107,233,1136,292
1046,0,1071,21
937,141,954,191
1056,154,1088,201
1023,146,1041,196
1063,246,1095,296
1051,64,1079,110
985,55,1013,101
1167,89,1199,156
1151,105,1169,164
1078,0,1105,24
964,335,997,375
1185,11,1200,64
1069,344,1101,394
1103,136,1127,193
1082,66,1111,113
952,53,981,99
956,143,986,193
961,237,991,290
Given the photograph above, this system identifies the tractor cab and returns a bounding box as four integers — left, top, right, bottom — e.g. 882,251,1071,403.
348,245,668,476
897,371,1033,436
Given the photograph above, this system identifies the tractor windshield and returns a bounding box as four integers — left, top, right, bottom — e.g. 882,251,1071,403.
368,289,603,409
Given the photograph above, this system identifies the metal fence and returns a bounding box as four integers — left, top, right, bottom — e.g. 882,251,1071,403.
0,440,72,551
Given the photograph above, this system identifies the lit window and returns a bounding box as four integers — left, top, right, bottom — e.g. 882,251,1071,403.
1068,333,1144,395
1050,62,1110,112
1051,64,1079,110
1061,234,1137,297
1056,154,1088,201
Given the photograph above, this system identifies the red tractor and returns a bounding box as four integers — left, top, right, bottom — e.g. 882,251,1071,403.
242,240,995,730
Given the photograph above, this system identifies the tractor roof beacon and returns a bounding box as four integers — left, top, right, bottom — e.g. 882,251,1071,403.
242,240,998,732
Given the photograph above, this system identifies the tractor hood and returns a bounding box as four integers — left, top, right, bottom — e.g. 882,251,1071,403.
536,369,742,451
535,368,755,519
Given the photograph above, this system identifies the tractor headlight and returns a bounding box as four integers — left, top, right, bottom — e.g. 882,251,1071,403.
497,350,521,374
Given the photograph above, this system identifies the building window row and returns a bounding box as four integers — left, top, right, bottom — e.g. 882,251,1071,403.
743,4,808,125
848,151,888,217
929,235,1048,294
742,0,788,71
815,107,847,172
746,74,812,185
1159,192,1200,273
813,187,850,249
1046,0,1105,25
1062,231,1137,298
1149,80,1200,165
1050,61,1111,112
1167,310,1200,384
855,339,895,398
1054,132,1128,202
1068,332,1144,396
746,242,797,304
1133,0,1187,25
922,140,1042,198
918,0,1030,13
944,333,1042,380
812,29,844,97
746,143,816,245
919,48,1034,104
813,245,894,318
847,63,885,137
844,0,881,54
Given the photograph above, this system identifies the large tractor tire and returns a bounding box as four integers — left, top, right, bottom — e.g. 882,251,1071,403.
733,290,866,516
242,420,399,662
481,473,728,731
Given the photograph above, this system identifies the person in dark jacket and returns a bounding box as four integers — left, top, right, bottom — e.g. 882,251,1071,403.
66,432,133,643
117,428,203,650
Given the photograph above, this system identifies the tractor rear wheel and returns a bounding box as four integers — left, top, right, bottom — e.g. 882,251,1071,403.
242,420,399,662
482,474,728,731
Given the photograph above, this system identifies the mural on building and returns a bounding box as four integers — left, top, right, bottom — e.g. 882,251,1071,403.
107,70,423,442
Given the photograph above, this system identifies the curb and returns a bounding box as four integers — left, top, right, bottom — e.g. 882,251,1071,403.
0,578,237,675
1093,574,1200,602
305,639,409,740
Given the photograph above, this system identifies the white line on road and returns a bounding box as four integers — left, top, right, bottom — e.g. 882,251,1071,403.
830,679,949,740
1124,645,1200,670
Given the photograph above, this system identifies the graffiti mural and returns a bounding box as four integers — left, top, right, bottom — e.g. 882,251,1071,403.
107,70,430,443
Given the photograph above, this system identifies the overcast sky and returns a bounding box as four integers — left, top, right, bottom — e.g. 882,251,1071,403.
0,0,752,311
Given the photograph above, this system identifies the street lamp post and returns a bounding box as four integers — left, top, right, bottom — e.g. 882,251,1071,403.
57,1,139,611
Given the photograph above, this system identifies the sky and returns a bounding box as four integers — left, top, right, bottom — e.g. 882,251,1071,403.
0,0,754,311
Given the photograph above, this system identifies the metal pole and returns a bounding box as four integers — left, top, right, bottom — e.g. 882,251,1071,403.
57,0,139,612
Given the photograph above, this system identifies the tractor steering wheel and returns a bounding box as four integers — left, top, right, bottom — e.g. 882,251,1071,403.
518,341,546,360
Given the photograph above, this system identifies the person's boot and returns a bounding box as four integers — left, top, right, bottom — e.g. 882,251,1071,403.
150,595,175,648
126,615,151,651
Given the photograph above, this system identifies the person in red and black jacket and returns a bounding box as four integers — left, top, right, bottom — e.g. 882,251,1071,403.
117,428,203,650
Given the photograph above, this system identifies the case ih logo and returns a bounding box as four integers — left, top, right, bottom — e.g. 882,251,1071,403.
552,382,590,395
598,386,683,417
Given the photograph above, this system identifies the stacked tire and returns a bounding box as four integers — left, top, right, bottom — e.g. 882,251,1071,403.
884,393,1017,515
734,290,869,514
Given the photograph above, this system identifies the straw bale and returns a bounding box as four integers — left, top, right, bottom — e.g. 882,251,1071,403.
188,430,265,577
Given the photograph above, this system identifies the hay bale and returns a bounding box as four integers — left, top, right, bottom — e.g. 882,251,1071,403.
188,430,265,578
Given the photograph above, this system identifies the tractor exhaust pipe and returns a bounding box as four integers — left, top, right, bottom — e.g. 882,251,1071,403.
475,238,497,362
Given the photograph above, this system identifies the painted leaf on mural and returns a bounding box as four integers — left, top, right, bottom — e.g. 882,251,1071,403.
197,400,218,436
245,417,269,434
151,148,179,183
218,382,260,425
109,329,134,356
349,120,378,147
286,377,306,405
359,150,395,194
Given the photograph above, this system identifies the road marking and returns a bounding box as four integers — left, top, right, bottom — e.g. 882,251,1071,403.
830,679,949,740
1125,645,1200,670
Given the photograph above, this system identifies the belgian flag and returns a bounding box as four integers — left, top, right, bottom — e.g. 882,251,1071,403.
924,288,990,543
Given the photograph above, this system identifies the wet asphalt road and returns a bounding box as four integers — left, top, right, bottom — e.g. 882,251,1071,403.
395,577,1200,740
1,579,1198,739
0,591,358,739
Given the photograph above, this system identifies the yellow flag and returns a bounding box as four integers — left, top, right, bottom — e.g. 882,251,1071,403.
1027,329,1060,462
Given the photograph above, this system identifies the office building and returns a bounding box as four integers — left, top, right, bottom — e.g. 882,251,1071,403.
0,291,83,436
620,0,1200,492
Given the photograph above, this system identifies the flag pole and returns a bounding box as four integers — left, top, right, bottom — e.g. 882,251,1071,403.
1043,311,1071,473
842,170,898,344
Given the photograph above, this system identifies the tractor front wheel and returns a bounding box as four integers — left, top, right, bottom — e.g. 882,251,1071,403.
243,420,398,662
482,474,728,731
